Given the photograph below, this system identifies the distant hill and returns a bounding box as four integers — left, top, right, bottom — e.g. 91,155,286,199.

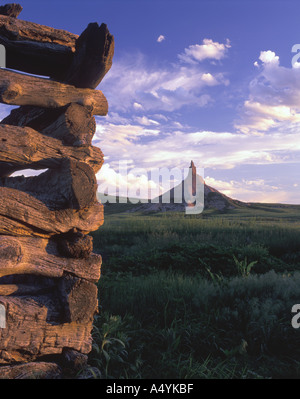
98,161,249,214
135,161,247,213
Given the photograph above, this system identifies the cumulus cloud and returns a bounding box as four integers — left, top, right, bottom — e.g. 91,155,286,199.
94,120,300,172
178,38,231,64
157,35,165,43
235,50,300,133
97,163,162,201
258,50,279,65
93,116,300,204
94,121,300,203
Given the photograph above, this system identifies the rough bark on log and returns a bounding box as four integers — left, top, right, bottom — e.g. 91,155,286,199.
0,7,110,376
0,235,101,282
2,159,98,210
0,14,77,47
0,16,114,83
1,103,96,146
0,3,23,18
0,187,103,237
0,69,108,115
0,362,62,379
63,23,114,89
36,103,96,145
0,295,94,363
0,123,103,177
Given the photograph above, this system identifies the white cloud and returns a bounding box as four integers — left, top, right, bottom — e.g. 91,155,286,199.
94,121,300,173
157,35,165,43
133,102,143,110
258,50,279,65
135,116,160,126
93,119,300,204
178,38,231,64
97,163,160,201
205,176,286,203
100,55,228,113
201,73,218,85
235,50,300,134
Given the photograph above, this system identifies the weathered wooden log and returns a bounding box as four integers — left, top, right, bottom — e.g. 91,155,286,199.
0,274,98,323
63,23,114,89
0,3,23,18
0,7,110,375
2,159,98,210
1,103,96,146
0,161,103,237
0,295,94,363
0,235,101,282
0,362,62,379
36,103,97,145
0,69,108,115
0,188,103,237
0,15,114,84
0,14,77,47
0,12,75,78
58,276,98,323
0,123,103,177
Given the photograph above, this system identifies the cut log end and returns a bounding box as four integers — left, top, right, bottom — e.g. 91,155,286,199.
57,230,93,259
0,236,23,263
64,22,115,89
0,82,22,104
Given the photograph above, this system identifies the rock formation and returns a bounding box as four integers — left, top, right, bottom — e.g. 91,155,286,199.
0,4,113,378
125,161,246,213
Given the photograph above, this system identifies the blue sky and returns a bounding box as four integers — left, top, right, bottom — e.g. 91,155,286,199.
4,0,300,203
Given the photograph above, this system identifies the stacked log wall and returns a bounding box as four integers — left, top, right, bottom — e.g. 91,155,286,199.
0,3,113,378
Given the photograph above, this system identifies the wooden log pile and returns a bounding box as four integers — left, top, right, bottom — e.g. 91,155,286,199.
0,4,113,379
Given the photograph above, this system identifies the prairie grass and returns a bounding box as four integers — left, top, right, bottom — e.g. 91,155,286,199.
88,208,300,379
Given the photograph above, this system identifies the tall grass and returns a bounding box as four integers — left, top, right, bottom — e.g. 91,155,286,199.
92,212,300,259
88,210,300,379
89,270,300,379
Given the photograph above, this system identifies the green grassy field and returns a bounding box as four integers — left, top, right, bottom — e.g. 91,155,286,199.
87,204,300,379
